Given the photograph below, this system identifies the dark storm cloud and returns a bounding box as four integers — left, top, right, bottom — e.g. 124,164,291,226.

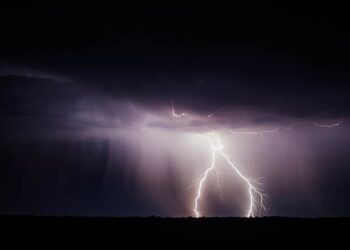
1,3,350,119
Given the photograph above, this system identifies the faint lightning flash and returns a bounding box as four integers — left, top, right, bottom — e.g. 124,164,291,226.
208,108,223,118
208,112,216,118
194,131,266,218
215,169,224,201
171,102,186,118
313,120,342,128
230,125,293,135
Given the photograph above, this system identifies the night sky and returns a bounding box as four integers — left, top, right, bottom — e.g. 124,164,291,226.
1,3,350,217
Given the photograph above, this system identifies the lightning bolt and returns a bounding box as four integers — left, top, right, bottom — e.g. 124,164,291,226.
171,102,186,118
230,125,293,135
169,104,266,217
313,120,342,128
170,102,344,217
194,131,266,218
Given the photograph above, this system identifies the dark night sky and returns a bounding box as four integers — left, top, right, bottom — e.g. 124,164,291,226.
1,3,350,217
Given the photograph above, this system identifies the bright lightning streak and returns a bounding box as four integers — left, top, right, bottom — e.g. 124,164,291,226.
194,131,266,218
230,126,293,135
313,120,342,128
194,138,216,218
171,102,186,118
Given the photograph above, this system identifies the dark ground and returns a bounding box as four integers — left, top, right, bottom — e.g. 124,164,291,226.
1,216,349,246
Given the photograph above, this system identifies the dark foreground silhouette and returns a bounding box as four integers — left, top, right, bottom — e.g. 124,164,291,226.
1,216,349,245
